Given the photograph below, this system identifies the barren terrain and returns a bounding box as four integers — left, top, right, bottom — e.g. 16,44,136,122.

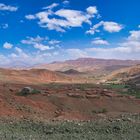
0,59,140,139
0,82,140,121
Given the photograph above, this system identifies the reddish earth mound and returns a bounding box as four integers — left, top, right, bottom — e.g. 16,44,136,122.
0,68,73,84
0,83,140,121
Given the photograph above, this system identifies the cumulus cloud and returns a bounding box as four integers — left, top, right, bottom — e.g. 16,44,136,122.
66,49,88,58
128,30,140,41
55,9,91,25
14,47,30,60
91,38,109,45
0,50,61,67
21,36,48,45
25,15,36,20
62,0,70,5
43,3,59,10
86,21,123,35
120,30,140,52
21,36,60,51
15,47,23,53
49,40,61,45
86,6,98,15
0,3,18,12
103,22,124,33
0,24,8,29
34,44,52,51
3,42,13,49
25,4,98,32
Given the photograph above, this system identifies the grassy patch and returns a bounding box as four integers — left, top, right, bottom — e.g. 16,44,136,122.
0,114,139,140
102,83,126,89
121,88,140,98
103,83,140,98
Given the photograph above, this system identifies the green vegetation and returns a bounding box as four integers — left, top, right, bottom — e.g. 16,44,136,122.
0,114,139,140
31,89,41,95
124,87,140,98
102,83,126,89
103,83,140,98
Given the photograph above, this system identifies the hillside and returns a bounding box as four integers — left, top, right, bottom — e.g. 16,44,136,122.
60,69,85,75
105,65,140,84
0,68,72,84
35,58,140,75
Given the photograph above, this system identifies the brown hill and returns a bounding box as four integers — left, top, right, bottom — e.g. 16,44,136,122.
60,69,85,75
0,68,73,84
35,58,140,75
105,65,140,84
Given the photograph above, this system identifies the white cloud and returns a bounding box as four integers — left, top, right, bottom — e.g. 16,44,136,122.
92,38,109,45
128,30,140,41
86,21,123,35
21,36,48,45
15,47,24,53
25,5,98,32
43,3,59,10
119,30,140,52
55,9,91,26
0,23,8,29
0,3,18,12
34,44,52,51
103,22,124,33
63,0,70,5
3,42,13,49
49,40,61,45
25,15,36,20
14,47,30,60
0,50,61,67
86,6,98,15
21,36,59,51
66,49,88,58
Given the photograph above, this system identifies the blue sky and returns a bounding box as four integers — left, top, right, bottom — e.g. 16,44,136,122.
0,0,140,67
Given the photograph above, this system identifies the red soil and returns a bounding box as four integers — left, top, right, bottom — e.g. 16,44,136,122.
0,83,139,121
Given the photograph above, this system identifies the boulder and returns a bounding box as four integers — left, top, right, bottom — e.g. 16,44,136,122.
19,87,33,96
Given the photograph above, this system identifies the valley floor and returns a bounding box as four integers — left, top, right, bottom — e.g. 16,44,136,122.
0,82,140,139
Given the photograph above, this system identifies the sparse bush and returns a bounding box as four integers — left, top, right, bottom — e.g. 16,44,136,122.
92,108,108,114
31,89,41,95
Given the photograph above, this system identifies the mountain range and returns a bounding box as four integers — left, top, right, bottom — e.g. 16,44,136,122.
35,58,140,75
